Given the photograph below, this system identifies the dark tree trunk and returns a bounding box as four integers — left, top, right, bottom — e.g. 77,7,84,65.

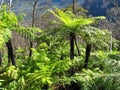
32,0,38,27
69,32,75,75
75,36,80,56
6,40,16,66
84,44,91,68
29,42,33,57
0,51,2,66
118,41,120,51
29,0,38,58
70,32,75,60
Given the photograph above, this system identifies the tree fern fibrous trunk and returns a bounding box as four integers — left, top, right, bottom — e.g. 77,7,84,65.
70,32,75,60
118,41,120,51
0,51,2,66
69,32,75,75
29,42,33,57
75,36,80,56
84,44,91,68
6,40,16,66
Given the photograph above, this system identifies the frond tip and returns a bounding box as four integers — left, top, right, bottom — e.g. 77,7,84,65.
94,16,106,20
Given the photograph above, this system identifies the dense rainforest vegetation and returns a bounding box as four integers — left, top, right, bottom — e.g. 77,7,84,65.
0,0,120,90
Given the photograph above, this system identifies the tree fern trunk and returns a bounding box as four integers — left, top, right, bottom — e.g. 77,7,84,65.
6,40,16,66
75,36,80,56
70,32,75,60
69,32,75,75
84,44,91,68
118,41,120,50
29,42,33,57
0,51,2,66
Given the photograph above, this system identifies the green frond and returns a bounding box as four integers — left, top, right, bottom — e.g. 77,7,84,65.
49,7,97,28
12,26,42,41
48,8,72,26
0,27,11,48
0,5,18,48
0,6,18,27
94,16,106,20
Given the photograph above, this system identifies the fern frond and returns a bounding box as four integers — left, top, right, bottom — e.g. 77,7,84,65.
49,7,104,29
12,26,42,41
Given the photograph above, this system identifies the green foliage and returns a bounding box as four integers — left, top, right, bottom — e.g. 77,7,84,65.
12,26,42,41
49,7,95,29
78,27,111,44
0,79,4,89
0,5,18,48
108,51,120,61
89,51,120,72
1,47,120,90
73,68,103,90
51,57,72,74
0,5,18,27
0,28,11,48
0,4,119,90
0,66,18,80
1,42,72,89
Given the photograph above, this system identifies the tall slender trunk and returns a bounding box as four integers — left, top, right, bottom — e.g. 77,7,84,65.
70,32,75,60
84,44,91,68
29,0,38,57
69,32,75,75
29,42,33,57
118,41,120,51
75,36,80,56
6,40,16,66
0,51,2,66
